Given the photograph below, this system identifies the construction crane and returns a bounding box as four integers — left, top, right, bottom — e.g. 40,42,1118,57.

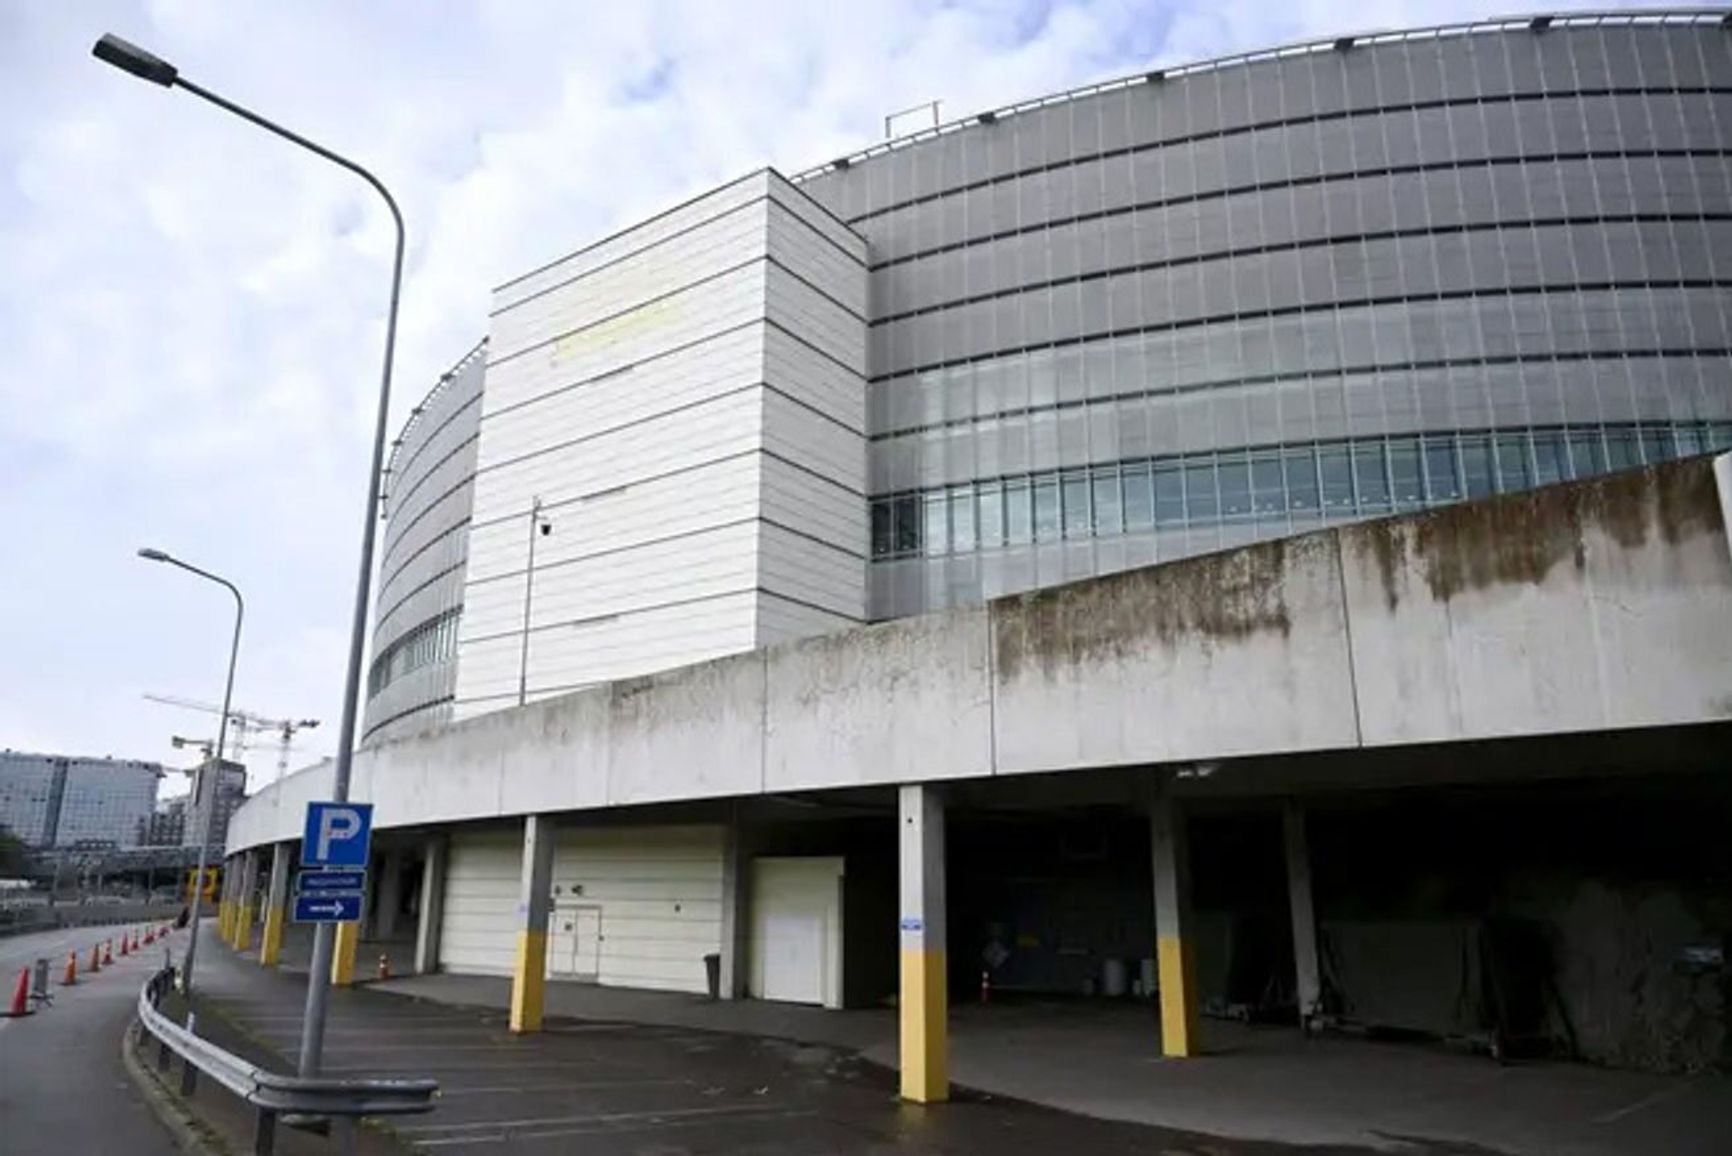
143,693,320,782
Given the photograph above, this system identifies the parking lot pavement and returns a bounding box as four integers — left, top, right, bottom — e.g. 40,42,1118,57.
191,943,1515,1155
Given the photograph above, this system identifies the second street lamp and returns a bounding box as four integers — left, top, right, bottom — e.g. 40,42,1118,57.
136,547,243,995
96,32,406,1077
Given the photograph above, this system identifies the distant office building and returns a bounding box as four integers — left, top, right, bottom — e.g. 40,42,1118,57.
0,750,162,848
184,758,247,851
147,795,188,847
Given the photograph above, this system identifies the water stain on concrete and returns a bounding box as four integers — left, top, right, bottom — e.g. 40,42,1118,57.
993,535,1309,682
1348,458,1724,613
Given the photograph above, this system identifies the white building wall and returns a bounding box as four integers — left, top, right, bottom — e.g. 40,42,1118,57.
455,169,868,720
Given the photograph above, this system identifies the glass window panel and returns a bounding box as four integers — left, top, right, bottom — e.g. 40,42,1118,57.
1184,461,1219,521
1424,441,1461,502
1676,425,1705,456
871,501,894,557
978,483,1005,549
1707,424,1732,452
1155,463,1186,525
1062,472,1090,538
1034,478,1061,541
1320,446,1354,510
1567,433,1606,480
1248,455,1282,515
1604,432,1638,471
1123,463,1154,530
1220,458,1253,519
1092,470,1122,535
1532,433,1566,486
924,493,949,556
1461,436,1494,498
1354,444,1391,511
1639,429,1673,465
1006,480,1032,545
1284,449,1320,511
1496,435,1532,492
894,495,921,555
951,485,977,553
1390,441,1424,510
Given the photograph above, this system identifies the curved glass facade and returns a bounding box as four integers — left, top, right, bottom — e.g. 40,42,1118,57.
361,341,486,745
795,13,1732,618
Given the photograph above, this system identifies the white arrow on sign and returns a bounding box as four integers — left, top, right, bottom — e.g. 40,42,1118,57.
305,900,349,918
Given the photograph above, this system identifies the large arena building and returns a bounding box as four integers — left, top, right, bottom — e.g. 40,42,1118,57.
240,12,1732,1117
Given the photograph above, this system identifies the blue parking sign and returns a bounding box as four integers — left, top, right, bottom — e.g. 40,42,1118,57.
302,801,373,867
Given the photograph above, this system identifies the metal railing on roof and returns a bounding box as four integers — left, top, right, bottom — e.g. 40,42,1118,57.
787,9,1731,184
134,965,437,1155
380,337,488,517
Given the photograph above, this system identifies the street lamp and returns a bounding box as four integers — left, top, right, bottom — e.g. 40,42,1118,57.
136,547,243,995
97,33,406,1077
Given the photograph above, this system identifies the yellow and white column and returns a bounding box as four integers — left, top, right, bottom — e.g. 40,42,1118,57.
217,858,237,942
898,784,947,1103
331,919,360,987
234,851,258,952
1151,775,1198,1057
509,815,556,1033
259,843,290,967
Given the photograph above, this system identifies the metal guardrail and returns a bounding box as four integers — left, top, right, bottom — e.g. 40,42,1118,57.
135,966,437,1155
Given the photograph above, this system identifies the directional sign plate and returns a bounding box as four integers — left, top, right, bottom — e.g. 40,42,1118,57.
297,870,366,894
292,892,363,924
302,801,374,868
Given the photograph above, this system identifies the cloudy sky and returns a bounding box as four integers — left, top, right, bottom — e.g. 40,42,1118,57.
0,0,1673,793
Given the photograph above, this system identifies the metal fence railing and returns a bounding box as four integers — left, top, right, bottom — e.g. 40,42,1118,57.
135,966,437,1155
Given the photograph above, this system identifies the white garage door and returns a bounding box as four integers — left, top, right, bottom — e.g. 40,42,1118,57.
437,823,725,992
552,825,724,994
438,828,521,976
750,857,844,1009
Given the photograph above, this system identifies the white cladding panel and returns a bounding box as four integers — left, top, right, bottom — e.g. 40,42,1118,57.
438,828,521,976
551,826,724,993
458,169,868,721
495,172,769,312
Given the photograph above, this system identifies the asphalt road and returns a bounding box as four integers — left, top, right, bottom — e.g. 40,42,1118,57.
0,923,184,1156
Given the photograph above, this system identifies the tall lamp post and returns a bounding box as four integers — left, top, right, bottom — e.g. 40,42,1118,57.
95,34,405,1077
136,547,242,995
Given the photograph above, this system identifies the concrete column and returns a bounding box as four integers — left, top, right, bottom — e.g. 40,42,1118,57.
219,857,239,943
1151,776,1198,1058
898,784,947,1103
414,835,447,976
374,849,404,941
718,815,747,1000
234,851,259,952
509,815,556,1034
331,919,360,987
259,843,290,967
1283,801,1322,1027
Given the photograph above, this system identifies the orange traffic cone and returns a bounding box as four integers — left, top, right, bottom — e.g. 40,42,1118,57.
144,928,155,946
88,945,101,973
103,941,113,967
61,952,77,986
3,969,29,1017
120,934,130,957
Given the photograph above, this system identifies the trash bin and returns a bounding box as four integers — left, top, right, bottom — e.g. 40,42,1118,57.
703,952,722,1000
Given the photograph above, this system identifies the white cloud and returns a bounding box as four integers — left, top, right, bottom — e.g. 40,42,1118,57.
0,0,1678,773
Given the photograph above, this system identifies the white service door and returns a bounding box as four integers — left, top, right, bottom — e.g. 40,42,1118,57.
548,905,602,980
750,857,844,1008
760,910,825,1004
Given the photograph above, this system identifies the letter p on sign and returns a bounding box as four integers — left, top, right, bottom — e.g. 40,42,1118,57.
302,802,374,868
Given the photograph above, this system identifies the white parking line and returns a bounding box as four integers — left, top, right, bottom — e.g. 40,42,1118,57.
412,1110,816,1148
